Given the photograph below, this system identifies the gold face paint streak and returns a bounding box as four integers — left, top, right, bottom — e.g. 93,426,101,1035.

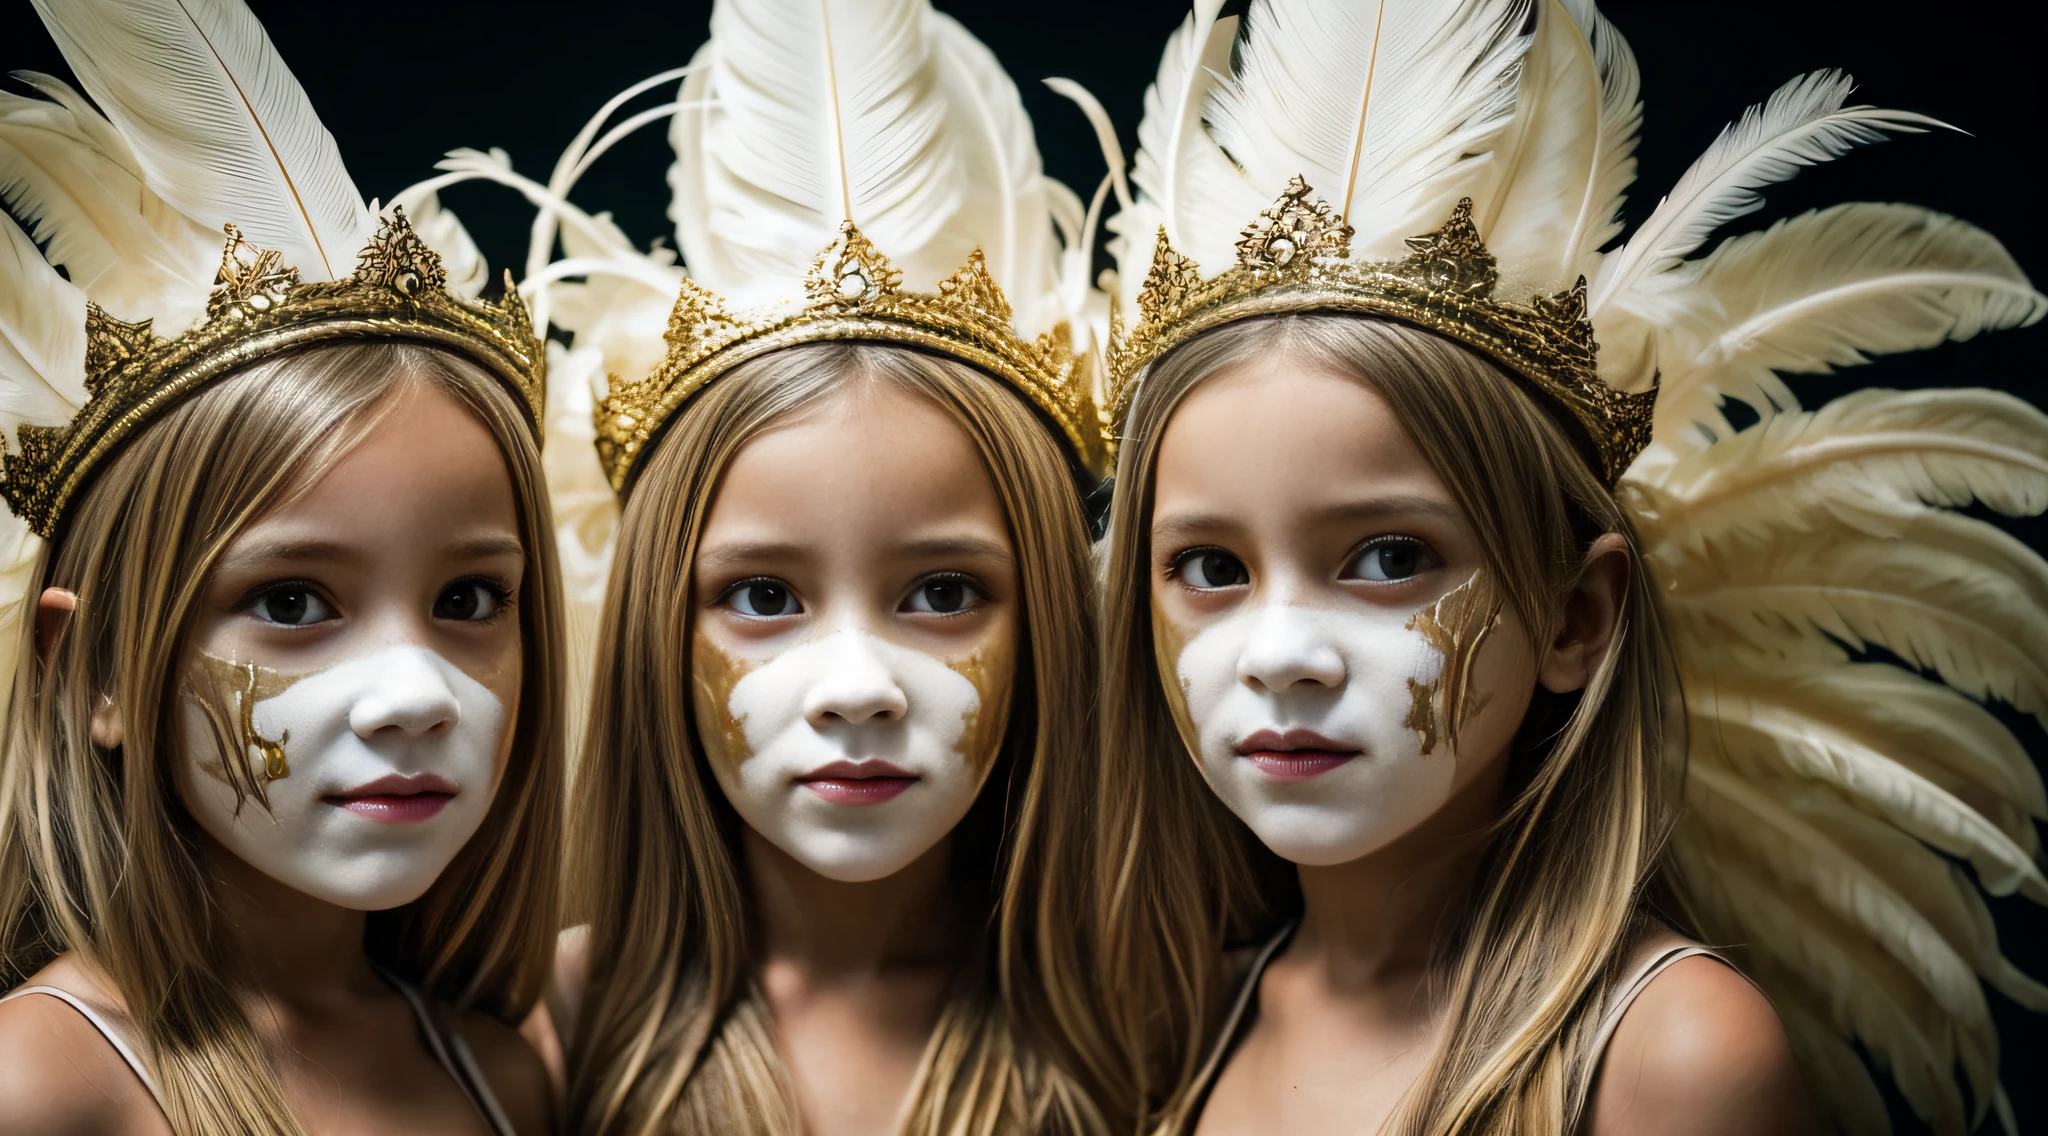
1149,596,1203,762
690,629,758,776
944,622,1015,774
238,663,291,779
1403,570,1504,755
190,654,318,786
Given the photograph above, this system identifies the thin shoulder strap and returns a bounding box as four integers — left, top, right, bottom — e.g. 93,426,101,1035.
1583,944,1753,1088
371,965,519,1136
1174,919,1300,1134
0,984,165,1109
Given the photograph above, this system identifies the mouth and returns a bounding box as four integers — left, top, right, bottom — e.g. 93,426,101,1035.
796,760,919,806
1235,728,1360,781
325,773,460,825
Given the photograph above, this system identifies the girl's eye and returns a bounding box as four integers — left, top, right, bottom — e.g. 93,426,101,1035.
250,585,335,627
725,579,802,618
1344,538,1438,583
1175,549,1250,590
902,575,987,615
434,580,507,622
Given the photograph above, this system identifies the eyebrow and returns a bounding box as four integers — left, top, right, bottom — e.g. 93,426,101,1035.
892,535,1013,563
695,541,811,569
1153,494,1460,538
217,539,363,567
446,536,526,560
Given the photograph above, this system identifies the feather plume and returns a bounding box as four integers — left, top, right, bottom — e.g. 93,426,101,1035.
932,14,1063,335
1551,0,1639,280
1473,0,1609,297
1111,0,1251,289
30,0,370,282
1636,204,2045,437
0,78,216,326
668,0,966,304
1206,0,1527,257
1592,70,1943,314
0,214,89,430
1630,389,2048,547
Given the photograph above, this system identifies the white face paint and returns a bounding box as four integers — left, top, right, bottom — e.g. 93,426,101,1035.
1167,597,1459,866
696,627,1001,884
176,645,507,910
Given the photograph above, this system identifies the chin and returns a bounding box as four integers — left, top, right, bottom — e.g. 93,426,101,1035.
288,862,452,911
779,830,934,883
1240,806,1406,867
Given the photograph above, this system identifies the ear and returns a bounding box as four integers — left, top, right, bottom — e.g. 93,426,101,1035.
34,587,76,668
90,697,124,750
1537,533,1631,695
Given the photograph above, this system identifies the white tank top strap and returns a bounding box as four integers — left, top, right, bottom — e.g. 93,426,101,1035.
1582,940,1755,1091
0,983,165,1110
370,964,519,1136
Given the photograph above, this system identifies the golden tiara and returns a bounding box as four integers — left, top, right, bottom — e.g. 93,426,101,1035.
0,208,545,538
593,220,1103,494
1106,178,1656,484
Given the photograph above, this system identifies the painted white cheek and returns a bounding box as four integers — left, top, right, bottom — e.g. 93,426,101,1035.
177,647,506,911
721,632,981,883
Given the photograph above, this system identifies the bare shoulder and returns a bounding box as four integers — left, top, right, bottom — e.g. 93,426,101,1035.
1586,954,1809,1136
454,1006,556,1136
0,990,165,1135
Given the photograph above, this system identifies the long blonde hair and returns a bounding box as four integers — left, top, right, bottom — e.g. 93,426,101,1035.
0,341,566,1136
565,342,1108,1136
1092,315,1686,1135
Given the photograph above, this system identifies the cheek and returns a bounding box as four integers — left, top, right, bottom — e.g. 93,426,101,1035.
1149,597,1203,754
1446,610,1539,777
945,618,1016,773
690,626,757,775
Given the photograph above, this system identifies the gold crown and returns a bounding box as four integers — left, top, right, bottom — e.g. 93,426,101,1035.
1106,177,1655,484
594,220,1103,493
0,208,546,538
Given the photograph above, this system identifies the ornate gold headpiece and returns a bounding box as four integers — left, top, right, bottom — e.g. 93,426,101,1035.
1106,178,1656,484
0,209,545,537
594,221,1103,494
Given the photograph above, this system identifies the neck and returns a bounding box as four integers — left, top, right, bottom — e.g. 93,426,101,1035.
203,835,379,1005
744,830,965,980
1290,755,1508,991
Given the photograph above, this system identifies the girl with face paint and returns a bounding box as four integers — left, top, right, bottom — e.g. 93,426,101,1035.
0,4,563,1134
463,1,1111,1133
1086,2,2048,1135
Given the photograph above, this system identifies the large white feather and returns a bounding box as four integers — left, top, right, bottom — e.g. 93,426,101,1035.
1634,204,2046,437
0,79,216,326
669,0,964,304
1592,70,1942,314
1552,0,1639,281
0,215,88,431
30,0,370,282
1206,0,1527,257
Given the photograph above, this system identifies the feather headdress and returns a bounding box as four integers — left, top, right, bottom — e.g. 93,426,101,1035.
1110,1,2047,1131
404,0,1108,741
0,0,542,710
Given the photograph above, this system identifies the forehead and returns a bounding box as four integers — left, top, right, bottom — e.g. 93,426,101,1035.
239,382,516,542
1152,354,1450,517
703,378,1006,542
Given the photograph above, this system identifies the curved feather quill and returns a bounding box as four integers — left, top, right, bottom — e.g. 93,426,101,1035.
1592,70,1944,314
30,0,370,282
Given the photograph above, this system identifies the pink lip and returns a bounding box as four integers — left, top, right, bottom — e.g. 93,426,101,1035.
1236,729,1360,781
326,773,459,825
797,761,918,806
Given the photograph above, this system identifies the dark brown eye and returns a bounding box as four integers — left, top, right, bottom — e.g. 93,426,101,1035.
434,581,502,621
1344,538,1436,582
1177,549,1249,589
251,586,332,626
903,575,986,615
728,580,800,617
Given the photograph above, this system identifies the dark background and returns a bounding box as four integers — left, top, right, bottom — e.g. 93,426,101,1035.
5,0,2045,1130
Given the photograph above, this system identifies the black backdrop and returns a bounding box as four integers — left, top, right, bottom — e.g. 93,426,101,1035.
4,1,2045,1131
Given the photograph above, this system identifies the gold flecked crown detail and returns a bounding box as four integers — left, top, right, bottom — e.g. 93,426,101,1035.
1107,177,1655,483
0,208,545,537
594,220,1103,493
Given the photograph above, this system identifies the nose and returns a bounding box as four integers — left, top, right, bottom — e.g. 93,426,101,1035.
349,647,463,738
1236,605,1348,693
802,633,910,727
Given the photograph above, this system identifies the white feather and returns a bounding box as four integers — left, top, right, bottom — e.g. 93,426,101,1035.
670,0,965,303
0,214,89,430
1631,204,2045,437
1552,0,1639,281
30,0,371,282
0,79,215,326
1593,71,1943,314
1206,0,1527,257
